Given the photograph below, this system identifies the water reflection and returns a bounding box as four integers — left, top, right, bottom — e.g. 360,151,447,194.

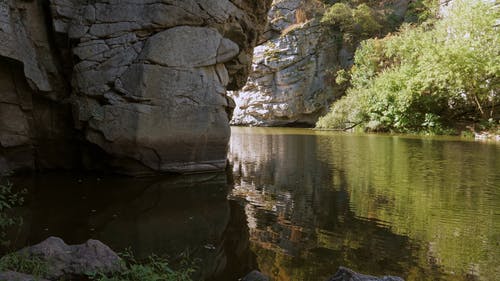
9,173,256,281
229,127,500,281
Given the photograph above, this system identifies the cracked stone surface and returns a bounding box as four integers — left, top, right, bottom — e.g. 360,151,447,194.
0,0,272,175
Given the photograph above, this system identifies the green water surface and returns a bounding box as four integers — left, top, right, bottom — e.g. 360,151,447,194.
229,127,500,281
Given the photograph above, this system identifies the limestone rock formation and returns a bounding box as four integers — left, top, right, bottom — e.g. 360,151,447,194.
229,0,339,126
0,0,272,175
229,0,413,127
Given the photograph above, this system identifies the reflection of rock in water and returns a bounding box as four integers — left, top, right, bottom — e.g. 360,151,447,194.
10,173,256,281
228,128,434,281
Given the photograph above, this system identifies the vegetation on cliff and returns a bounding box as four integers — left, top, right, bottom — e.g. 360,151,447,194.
317,0,499,134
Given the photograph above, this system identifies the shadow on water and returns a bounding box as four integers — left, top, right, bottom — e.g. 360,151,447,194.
7,172,257,281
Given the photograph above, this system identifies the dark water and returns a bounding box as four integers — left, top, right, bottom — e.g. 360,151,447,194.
5,127,500,281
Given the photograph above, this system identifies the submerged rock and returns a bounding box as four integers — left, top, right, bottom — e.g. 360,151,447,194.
327,267,405,281
17,237,122,280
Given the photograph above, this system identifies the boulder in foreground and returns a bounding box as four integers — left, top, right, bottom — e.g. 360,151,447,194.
17,236,122,280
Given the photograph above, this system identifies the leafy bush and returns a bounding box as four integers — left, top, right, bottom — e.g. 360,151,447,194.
317,0,499,134
0,181,25,246
405,0,439,23
321,3,382,37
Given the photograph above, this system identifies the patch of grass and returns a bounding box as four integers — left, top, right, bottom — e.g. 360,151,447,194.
0,252,48,277
89,250,196,281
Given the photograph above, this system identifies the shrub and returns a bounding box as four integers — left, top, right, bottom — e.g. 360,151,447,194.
0,181,25,247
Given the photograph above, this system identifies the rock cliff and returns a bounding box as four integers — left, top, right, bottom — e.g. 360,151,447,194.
229,0,339,127
0,0,271,175
229,0,412,127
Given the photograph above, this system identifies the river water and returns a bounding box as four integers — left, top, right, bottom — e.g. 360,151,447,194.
6,127,500,281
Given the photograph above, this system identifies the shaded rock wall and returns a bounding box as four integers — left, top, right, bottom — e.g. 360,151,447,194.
0,0,78,174
0,0,271,175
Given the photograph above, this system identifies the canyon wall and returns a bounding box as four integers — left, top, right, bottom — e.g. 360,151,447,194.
0,0,271,175
229,0,412,127
229,0,339,127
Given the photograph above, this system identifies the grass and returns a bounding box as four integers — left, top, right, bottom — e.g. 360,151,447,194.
0,252,48,277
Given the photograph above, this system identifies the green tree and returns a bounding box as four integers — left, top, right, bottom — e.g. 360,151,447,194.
317,0,500,133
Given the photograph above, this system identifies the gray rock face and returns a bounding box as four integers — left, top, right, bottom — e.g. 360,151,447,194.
229,0,412,127
327,267,405,281
0,0,78,175
229,0,339,127
0,0,272,175
18,237,122,280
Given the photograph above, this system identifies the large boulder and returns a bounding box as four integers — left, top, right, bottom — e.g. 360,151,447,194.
17,237,122,280
0,0,272,176
53,0,272,175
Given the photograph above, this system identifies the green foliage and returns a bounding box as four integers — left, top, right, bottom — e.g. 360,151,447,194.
317,0,500,134
0,252,48,277
0,181,25,246
90,250,195,281
352,4,382,36
405,0,439,23
321,3,353,30
321,2,382,38
334,69,350,86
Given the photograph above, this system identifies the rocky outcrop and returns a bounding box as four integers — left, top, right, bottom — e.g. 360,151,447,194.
0,0,272,176
0,0,78,175
229,0,339,126
0,237,121,281
17,236,122,280
229,0,413,127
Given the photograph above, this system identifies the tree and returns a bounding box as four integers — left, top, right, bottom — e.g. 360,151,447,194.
317,0,499,133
